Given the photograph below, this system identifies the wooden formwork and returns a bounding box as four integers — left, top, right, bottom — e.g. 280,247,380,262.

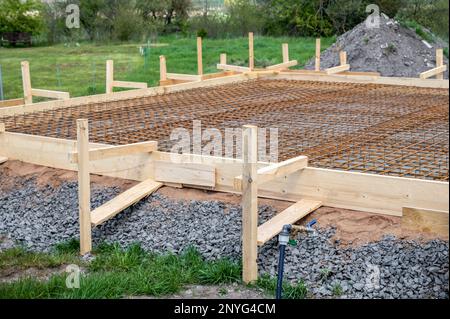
0,35,448,283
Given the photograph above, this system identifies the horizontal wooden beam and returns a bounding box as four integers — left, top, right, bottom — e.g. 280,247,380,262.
273,71,449,89
154,160,216,187
266,60,298,71
325,64,350,75
217,64,252,73
0,98,25,108
91,179,162,227
402,207,449,236
112,81,148,89
1,132,448,217
257,199,322,245
234,155,308,191
31,89,70,100
166,73,202,82
420,65,447,79
69,141,158,163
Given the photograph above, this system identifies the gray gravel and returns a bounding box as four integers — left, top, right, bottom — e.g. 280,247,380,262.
0,179,448,299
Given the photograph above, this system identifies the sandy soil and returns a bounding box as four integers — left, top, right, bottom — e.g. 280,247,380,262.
0,160,447,247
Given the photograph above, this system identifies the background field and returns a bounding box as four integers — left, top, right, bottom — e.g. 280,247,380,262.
0,36,334,100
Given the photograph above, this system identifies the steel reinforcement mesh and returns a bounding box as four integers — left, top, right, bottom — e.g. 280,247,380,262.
2,79,449,181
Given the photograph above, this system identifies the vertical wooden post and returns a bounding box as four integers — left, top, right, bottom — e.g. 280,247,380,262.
242,125,258,284
220,53,227,65
197,37,203,76
315,38,321,72
21,61,32,105
0,123,5,133
340,51,347,66
282,43,289,63
77,119,92,255
106,60,114,94
249,32,255,70
436,49,444,80
160,55,167,82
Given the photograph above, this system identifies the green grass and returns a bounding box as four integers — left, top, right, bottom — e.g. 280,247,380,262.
0,36,334,100
399,20,436,44
0,240,311,299
0,243,242,299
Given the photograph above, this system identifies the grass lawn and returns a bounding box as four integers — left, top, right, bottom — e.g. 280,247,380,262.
0,240,308,299
0,35,334,100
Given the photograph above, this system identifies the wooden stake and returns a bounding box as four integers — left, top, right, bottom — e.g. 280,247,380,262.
315,38,321,72
77,119,92,255
340,51,347,66
21,61,32,105
249,32,254,70
282,43,289,63
436,49,444,80
197,37,203,76
242,125,258,284
160,55,167,82
220,53,227,65
106,60,114,94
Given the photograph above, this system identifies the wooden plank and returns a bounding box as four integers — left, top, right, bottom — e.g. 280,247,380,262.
160,55,167,82
1,132,448,217
266,60,298,71
315,38,321,72
420,65,447,79
274,72,449,88
106,60,114,94
76,119,92,255
436,49,444,80
234,155,308,191
197,37,203,76
249,32,254,70
326,64,350,75
217,64,252,73
0,123,4,133
166,73,202,81
242,125,258,284
0,156,7,164
0,98,25,108
154,160,216,187
91,179,162,227
31,89,70,100
69,141,158,163
340,51,347,65
402,207,449,236
282,43,289,63
257,199,323,245
220,53,227,65
21,61,32,105
112,81,148,89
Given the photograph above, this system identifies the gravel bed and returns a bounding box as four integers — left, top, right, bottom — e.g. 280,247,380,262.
0,180,448,299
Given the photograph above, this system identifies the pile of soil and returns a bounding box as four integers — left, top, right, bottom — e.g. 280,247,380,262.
305,14,449,78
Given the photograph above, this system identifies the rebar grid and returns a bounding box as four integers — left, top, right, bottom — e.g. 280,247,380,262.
2,79,449,181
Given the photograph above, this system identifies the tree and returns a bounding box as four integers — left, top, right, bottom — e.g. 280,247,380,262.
0,0,44,35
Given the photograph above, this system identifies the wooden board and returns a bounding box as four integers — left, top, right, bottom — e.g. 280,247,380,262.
420,65,447,79
234,155,308,191
31,89,70,100
266,60,298,71
69,141,157,163
91,179,162,227
0,156,8,164
217,64,251,73
0,98,25,108
154,160,216,187
257,199,322,245
326,64,350,75
112,81,148,89
402,207,449,236
166,73,202,81
0,132,448,217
